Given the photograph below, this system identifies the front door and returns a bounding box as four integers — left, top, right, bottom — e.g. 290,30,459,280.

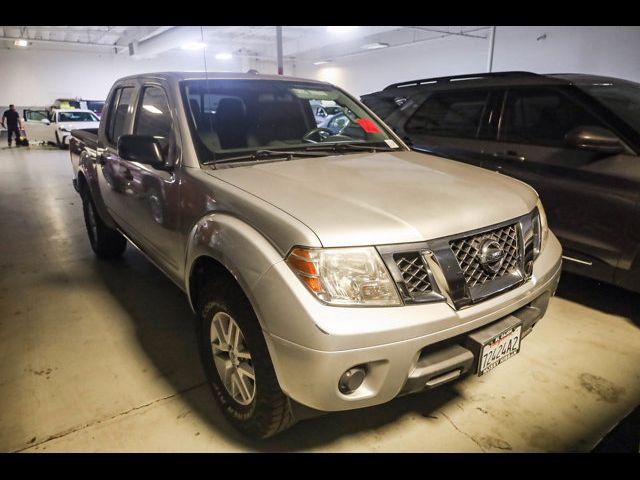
487,86,640,280
23,109,50,142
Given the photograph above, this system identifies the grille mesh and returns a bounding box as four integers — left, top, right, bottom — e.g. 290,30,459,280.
394,253,432,294
450,224,520,288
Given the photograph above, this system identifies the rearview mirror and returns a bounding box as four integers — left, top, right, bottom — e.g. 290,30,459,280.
565,126,625,154
40,118,50,125
118,135,168,170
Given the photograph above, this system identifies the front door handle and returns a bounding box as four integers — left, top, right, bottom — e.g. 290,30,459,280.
493,150,526,162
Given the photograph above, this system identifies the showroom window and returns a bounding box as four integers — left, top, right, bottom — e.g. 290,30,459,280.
107,87,134,146
500,88,608,147
405,90,490,138
135,86,173,145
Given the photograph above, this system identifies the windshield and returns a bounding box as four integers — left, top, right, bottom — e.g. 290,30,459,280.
577,80,640,134
57,111,99,122
181,79,402,163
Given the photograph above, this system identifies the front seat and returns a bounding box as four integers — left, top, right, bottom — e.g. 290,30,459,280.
215,98,248,149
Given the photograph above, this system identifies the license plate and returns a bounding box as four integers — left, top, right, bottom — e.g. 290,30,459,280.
478,325,522,376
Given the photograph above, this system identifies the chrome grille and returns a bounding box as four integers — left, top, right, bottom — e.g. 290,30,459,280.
450,224,520,288
394,253,432,294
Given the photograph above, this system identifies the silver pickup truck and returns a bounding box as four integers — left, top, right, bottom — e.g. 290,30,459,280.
69,72,562,438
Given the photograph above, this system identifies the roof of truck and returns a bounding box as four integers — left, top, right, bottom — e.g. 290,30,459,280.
115,71,332,86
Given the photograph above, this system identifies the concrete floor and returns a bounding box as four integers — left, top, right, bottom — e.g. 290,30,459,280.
0,145,639,453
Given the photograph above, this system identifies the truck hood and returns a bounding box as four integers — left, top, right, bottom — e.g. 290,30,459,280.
59,121,100,131
207,150,539,247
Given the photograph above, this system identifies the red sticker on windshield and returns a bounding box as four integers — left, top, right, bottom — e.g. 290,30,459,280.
356,119,380,133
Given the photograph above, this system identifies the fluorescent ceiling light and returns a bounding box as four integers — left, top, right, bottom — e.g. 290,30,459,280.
142,105,163,114
14,39,28,47
313,60,332,65
215,52,233,60
362,42,389,50
181,41,207,50
326,26,357,34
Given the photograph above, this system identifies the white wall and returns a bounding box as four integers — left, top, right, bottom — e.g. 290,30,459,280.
0,47,284,106
2,26,639,106
297,26,640,97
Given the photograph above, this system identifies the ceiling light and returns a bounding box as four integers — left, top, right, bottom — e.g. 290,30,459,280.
326,26,357,34
181,41,206,51
14,39,28,47
215,52,233,60
362,42,389,50
313,60,332,66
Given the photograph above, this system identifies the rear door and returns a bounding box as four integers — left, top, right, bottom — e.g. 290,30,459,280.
398,88,499,169
115,82,183,274
97,84,137,231
488,86,640,279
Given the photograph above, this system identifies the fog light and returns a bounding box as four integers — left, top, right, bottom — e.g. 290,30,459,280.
338,366,366,394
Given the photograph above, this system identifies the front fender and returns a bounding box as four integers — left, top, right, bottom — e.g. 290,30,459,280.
184,213,285,329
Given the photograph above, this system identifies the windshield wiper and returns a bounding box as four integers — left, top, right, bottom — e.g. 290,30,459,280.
303,142,399,153
202,149,328,166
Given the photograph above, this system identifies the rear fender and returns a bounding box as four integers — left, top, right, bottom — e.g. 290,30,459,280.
77,145,118,230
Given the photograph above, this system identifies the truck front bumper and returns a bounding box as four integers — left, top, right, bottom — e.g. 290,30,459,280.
256,233,563,412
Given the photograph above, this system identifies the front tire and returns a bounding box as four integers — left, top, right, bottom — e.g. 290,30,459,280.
81,190,127,259
197,280,295,439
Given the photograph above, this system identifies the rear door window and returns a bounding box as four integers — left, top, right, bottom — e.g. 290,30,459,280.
500,87,608,147
106,87,134,146
405,90,490,139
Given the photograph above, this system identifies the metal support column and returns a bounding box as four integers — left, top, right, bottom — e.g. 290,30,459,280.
276,26,284,75
487,26,496,72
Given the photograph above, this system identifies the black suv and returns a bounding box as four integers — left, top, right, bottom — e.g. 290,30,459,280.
362,71,640,293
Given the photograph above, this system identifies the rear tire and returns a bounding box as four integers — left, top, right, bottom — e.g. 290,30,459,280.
196,279,296,439
81,190,127,259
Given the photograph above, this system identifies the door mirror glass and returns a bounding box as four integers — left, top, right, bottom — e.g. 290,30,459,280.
118,135,167,169
565,126,625,154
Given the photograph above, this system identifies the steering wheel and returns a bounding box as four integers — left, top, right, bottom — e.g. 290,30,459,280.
302,127,334,143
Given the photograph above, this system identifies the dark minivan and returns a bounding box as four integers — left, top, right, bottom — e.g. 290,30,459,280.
362,71,640,293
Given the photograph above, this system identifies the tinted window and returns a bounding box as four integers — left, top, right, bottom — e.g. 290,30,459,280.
107,87,134,145
578,81,640,135
405,90,489,138
501,88,607,147
86,101,105,114
134,86,173,145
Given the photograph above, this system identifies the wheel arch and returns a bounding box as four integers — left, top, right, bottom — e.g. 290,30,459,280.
184,213,285,332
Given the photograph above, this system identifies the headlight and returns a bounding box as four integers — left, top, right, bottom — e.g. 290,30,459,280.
286,247,401,306
535,199,549,256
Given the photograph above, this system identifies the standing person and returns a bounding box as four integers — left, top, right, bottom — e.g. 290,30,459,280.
1,105,23,147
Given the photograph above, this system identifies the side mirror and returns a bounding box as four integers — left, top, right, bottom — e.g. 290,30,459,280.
118,135,169,170
565,126,625,154
41,118,51,125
